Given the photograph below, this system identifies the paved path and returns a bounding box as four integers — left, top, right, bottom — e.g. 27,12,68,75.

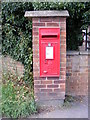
30,96,88,118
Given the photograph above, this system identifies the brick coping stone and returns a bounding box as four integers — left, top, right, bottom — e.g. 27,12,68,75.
24,10,69,18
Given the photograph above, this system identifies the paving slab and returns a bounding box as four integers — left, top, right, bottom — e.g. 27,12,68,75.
30,96,88,118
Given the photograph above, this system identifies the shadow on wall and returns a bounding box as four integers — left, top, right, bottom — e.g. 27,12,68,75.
2,55,24,77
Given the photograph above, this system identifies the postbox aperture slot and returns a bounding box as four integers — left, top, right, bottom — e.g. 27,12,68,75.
42,35,57,38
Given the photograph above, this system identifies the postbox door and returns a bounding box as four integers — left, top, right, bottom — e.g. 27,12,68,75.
39,28,60,77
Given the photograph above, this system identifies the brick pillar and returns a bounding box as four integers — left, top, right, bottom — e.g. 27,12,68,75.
25,11,69,106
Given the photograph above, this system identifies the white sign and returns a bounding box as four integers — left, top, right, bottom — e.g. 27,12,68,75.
46,47,53,59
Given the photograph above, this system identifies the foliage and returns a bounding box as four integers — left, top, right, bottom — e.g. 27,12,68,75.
33,2,90,50
65,2,90,50
2,2,34,85
2,2,90,73
2,2,90,60
2,3,36,117
2,72,37,118
63,95,75,107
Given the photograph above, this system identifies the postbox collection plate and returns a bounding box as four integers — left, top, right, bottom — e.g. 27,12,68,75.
46,46,53,59
39,28,60,77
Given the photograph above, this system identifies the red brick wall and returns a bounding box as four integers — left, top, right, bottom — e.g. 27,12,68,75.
32,17,67,101
66,51,88,96
2,52,89,97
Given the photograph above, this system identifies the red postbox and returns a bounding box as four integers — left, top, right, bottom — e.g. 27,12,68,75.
39,28,60,77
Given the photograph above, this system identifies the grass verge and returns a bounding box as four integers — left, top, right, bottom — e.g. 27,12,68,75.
2,71,37,118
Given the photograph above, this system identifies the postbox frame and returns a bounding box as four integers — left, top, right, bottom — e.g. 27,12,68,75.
39,28,60,77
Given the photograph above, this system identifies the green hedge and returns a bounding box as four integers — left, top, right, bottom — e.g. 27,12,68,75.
2,3,90,57
33,2,90,50
2,3,34,84
2,3,36,118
